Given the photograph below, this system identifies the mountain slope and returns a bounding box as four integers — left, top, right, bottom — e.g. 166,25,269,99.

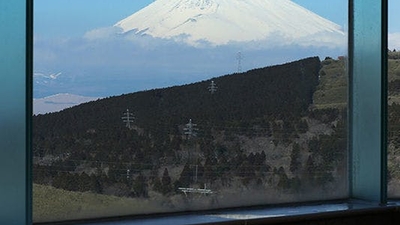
33,57,321,158
115,0,345,47
33,57,323,187
33,57,348,213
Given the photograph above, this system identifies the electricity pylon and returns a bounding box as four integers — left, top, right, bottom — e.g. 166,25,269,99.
122,109,134,129
208,80,218,94
184,119,198,139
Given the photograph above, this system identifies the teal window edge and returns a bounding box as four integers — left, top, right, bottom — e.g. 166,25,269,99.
349,0,388,203
0,0,32,224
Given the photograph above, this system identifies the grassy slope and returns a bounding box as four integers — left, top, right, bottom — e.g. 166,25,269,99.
313,57,347,109
33,184,163,223
311,52,400,196
314,52,400,108
388,52,400,104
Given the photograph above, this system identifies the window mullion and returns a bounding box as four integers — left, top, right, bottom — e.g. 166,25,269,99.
349,0,388,204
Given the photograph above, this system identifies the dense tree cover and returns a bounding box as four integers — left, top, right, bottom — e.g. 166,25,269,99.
387,52,400,185
33,57,347,197
388,103,400,182
389,80,400,95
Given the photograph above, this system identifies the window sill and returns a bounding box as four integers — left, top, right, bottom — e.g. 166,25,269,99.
39,200,400,225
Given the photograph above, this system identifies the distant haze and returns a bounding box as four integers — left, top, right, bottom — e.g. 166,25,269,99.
33,94,100,115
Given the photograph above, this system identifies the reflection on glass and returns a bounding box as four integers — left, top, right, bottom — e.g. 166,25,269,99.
387,0,400,198
33,0,348,222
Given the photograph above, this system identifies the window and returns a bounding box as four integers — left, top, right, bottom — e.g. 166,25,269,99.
32,0,349,222
0,0,389,224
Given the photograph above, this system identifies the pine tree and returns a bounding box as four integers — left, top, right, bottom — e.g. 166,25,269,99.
290,143,301,173
161,168,172,195
132,173,148,197
178,163,192,187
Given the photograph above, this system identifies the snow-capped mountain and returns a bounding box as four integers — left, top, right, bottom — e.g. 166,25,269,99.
114,0,345,47
33,93,100,115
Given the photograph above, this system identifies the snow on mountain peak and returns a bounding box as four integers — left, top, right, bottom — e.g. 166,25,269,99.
114,0,345,47
176,0,216,10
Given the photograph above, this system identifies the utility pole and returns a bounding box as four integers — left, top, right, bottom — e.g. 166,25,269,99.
184,119,199,166
236,51,242,73
122,109,134,129
194,164,198,183
299,62,305,75
208,80,218,94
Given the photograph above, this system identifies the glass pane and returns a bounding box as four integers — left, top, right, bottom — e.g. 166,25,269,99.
387,0,400,198
33,0,348,222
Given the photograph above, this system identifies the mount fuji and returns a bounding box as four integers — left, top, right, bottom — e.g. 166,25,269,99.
114,0,345,47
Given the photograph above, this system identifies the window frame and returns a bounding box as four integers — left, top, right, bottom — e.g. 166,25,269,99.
349,0,388,203
0,0,390,224
0,0,32,224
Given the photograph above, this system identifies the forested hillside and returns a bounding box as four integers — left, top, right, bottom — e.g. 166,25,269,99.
33,56,348,216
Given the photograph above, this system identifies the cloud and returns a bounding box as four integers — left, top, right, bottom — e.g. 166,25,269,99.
84,26,123,40
389,33,400,50
34,26,346,98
